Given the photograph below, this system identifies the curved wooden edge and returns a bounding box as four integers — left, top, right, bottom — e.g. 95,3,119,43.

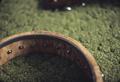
0,31,103,82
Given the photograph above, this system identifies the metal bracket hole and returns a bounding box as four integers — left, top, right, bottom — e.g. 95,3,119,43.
18,46,24,50
7,50,12,54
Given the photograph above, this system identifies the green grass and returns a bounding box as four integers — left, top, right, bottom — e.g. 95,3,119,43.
0,54,86,82
0,0,120,82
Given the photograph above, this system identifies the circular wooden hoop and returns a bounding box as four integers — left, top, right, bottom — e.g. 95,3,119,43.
0,31,103,82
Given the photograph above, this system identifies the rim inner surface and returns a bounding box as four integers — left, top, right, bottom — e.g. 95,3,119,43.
0,35,94,82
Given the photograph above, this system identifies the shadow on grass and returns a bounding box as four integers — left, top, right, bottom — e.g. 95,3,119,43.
23,53,88,82
37,0,120,11
0,0,1,2
117,79,120,82
0,53,90,82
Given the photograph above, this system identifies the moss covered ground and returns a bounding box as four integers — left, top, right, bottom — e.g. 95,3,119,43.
0,0,120,82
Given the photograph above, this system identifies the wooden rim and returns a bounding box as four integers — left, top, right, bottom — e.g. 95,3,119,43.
0,31,103,82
